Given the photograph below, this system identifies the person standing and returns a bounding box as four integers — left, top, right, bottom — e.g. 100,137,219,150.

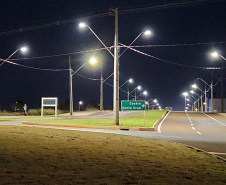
23,104,27,116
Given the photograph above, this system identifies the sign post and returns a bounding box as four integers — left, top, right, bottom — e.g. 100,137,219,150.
121,100,146,126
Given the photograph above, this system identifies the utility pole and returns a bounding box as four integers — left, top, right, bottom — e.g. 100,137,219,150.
221,63,224,112
100,64,103,111
113,8,119,125
69,55,73,115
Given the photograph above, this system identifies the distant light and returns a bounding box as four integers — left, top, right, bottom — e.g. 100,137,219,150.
79,101,83,105
89,58,97,65
144,30,151,36
190,90,194,94
192,84,197,89
211,51,219,58
187,99,190,101
187,104,190,106
145,101,148,104
20,47,27,52
143,91,148,95
137,85,142,90
182,92,188,96
129,78,133,83
79,22,86,28
154,99,157,103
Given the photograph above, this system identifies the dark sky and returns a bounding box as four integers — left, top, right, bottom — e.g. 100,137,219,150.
0,0,226,111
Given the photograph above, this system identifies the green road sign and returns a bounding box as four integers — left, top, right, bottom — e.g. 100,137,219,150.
121,100,146,111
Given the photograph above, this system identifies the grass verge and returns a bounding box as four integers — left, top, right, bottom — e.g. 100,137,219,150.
0,126,225,184
31,110,166,127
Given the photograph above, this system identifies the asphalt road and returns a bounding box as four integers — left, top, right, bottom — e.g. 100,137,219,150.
159,111,226,160
1,111,226,160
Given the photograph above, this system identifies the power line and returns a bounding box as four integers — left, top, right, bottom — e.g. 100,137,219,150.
0,58,69,71
118,0,223,14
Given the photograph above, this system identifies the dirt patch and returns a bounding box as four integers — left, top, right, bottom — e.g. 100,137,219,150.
0,126,226,184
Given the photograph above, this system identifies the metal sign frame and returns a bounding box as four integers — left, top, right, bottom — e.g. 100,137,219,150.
41,97,58,117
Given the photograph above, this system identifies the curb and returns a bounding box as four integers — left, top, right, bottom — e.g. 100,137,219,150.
153,110,169,131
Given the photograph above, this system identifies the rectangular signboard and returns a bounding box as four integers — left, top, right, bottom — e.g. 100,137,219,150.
121,100,146,111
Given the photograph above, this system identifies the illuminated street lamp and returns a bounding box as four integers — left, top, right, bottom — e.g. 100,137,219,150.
130,85,142,100
191,84,205,112
69,57,98,115
197,78,213,112
182,92,188,111
79,21,152,125
0,46,28,66
119,78,133,100
211,51,226,112
137,90,148,100
79,101,83,111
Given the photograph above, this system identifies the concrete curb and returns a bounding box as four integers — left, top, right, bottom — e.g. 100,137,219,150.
182,143,226,162
153,110,169,131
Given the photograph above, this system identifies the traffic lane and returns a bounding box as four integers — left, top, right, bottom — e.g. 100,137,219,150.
204,113,226,126
187,113,226,137
160,112,199,136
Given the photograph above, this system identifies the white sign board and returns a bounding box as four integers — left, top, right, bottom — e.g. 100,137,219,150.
41,97,58,117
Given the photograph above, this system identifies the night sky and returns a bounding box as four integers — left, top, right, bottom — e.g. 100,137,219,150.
0,0,226,111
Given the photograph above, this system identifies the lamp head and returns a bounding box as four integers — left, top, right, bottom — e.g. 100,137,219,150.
144,30,152,36
143,91,148,95
211,51,219,58
192,84,197,89
183,92,188,96
79,22,86,28
20,47,27,52
128,78,133,83
137,85,142,90
79,101,83,105
89,58,97,65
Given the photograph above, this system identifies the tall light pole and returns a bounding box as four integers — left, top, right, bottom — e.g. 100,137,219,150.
211,51,226,112
190,90,201,111
182,92,188,111
196,78,213,112
191,84,205,112
119,78,133,100
0,47,28,66
69,57,98,115
100,63,103,111
113,8,119,125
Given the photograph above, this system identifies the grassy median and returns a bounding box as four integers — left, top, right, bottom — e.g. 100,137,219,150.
31,110,166,127
0,126,226,184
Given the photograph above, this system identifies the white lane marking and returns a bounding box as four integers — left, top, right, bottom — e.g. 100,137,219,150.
158,111,170,133
204,113,226,126
186,112,202,135
208,152,226,155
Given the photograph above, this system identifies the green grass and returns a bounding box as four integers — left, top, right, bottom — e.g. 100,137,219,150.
32,110,166,127
0,126,226,184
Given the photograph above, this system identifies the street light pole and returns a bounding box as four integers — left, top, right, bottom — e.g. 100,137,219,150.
69,55,73,115
113,8,119,125
100,64,103,111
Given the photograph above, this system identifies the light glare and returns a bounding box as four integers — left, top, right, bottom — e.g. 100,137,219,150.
144,30,151,35
79,23,86,28
20,47,27,52
211,51,219,58
89,58,97,65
